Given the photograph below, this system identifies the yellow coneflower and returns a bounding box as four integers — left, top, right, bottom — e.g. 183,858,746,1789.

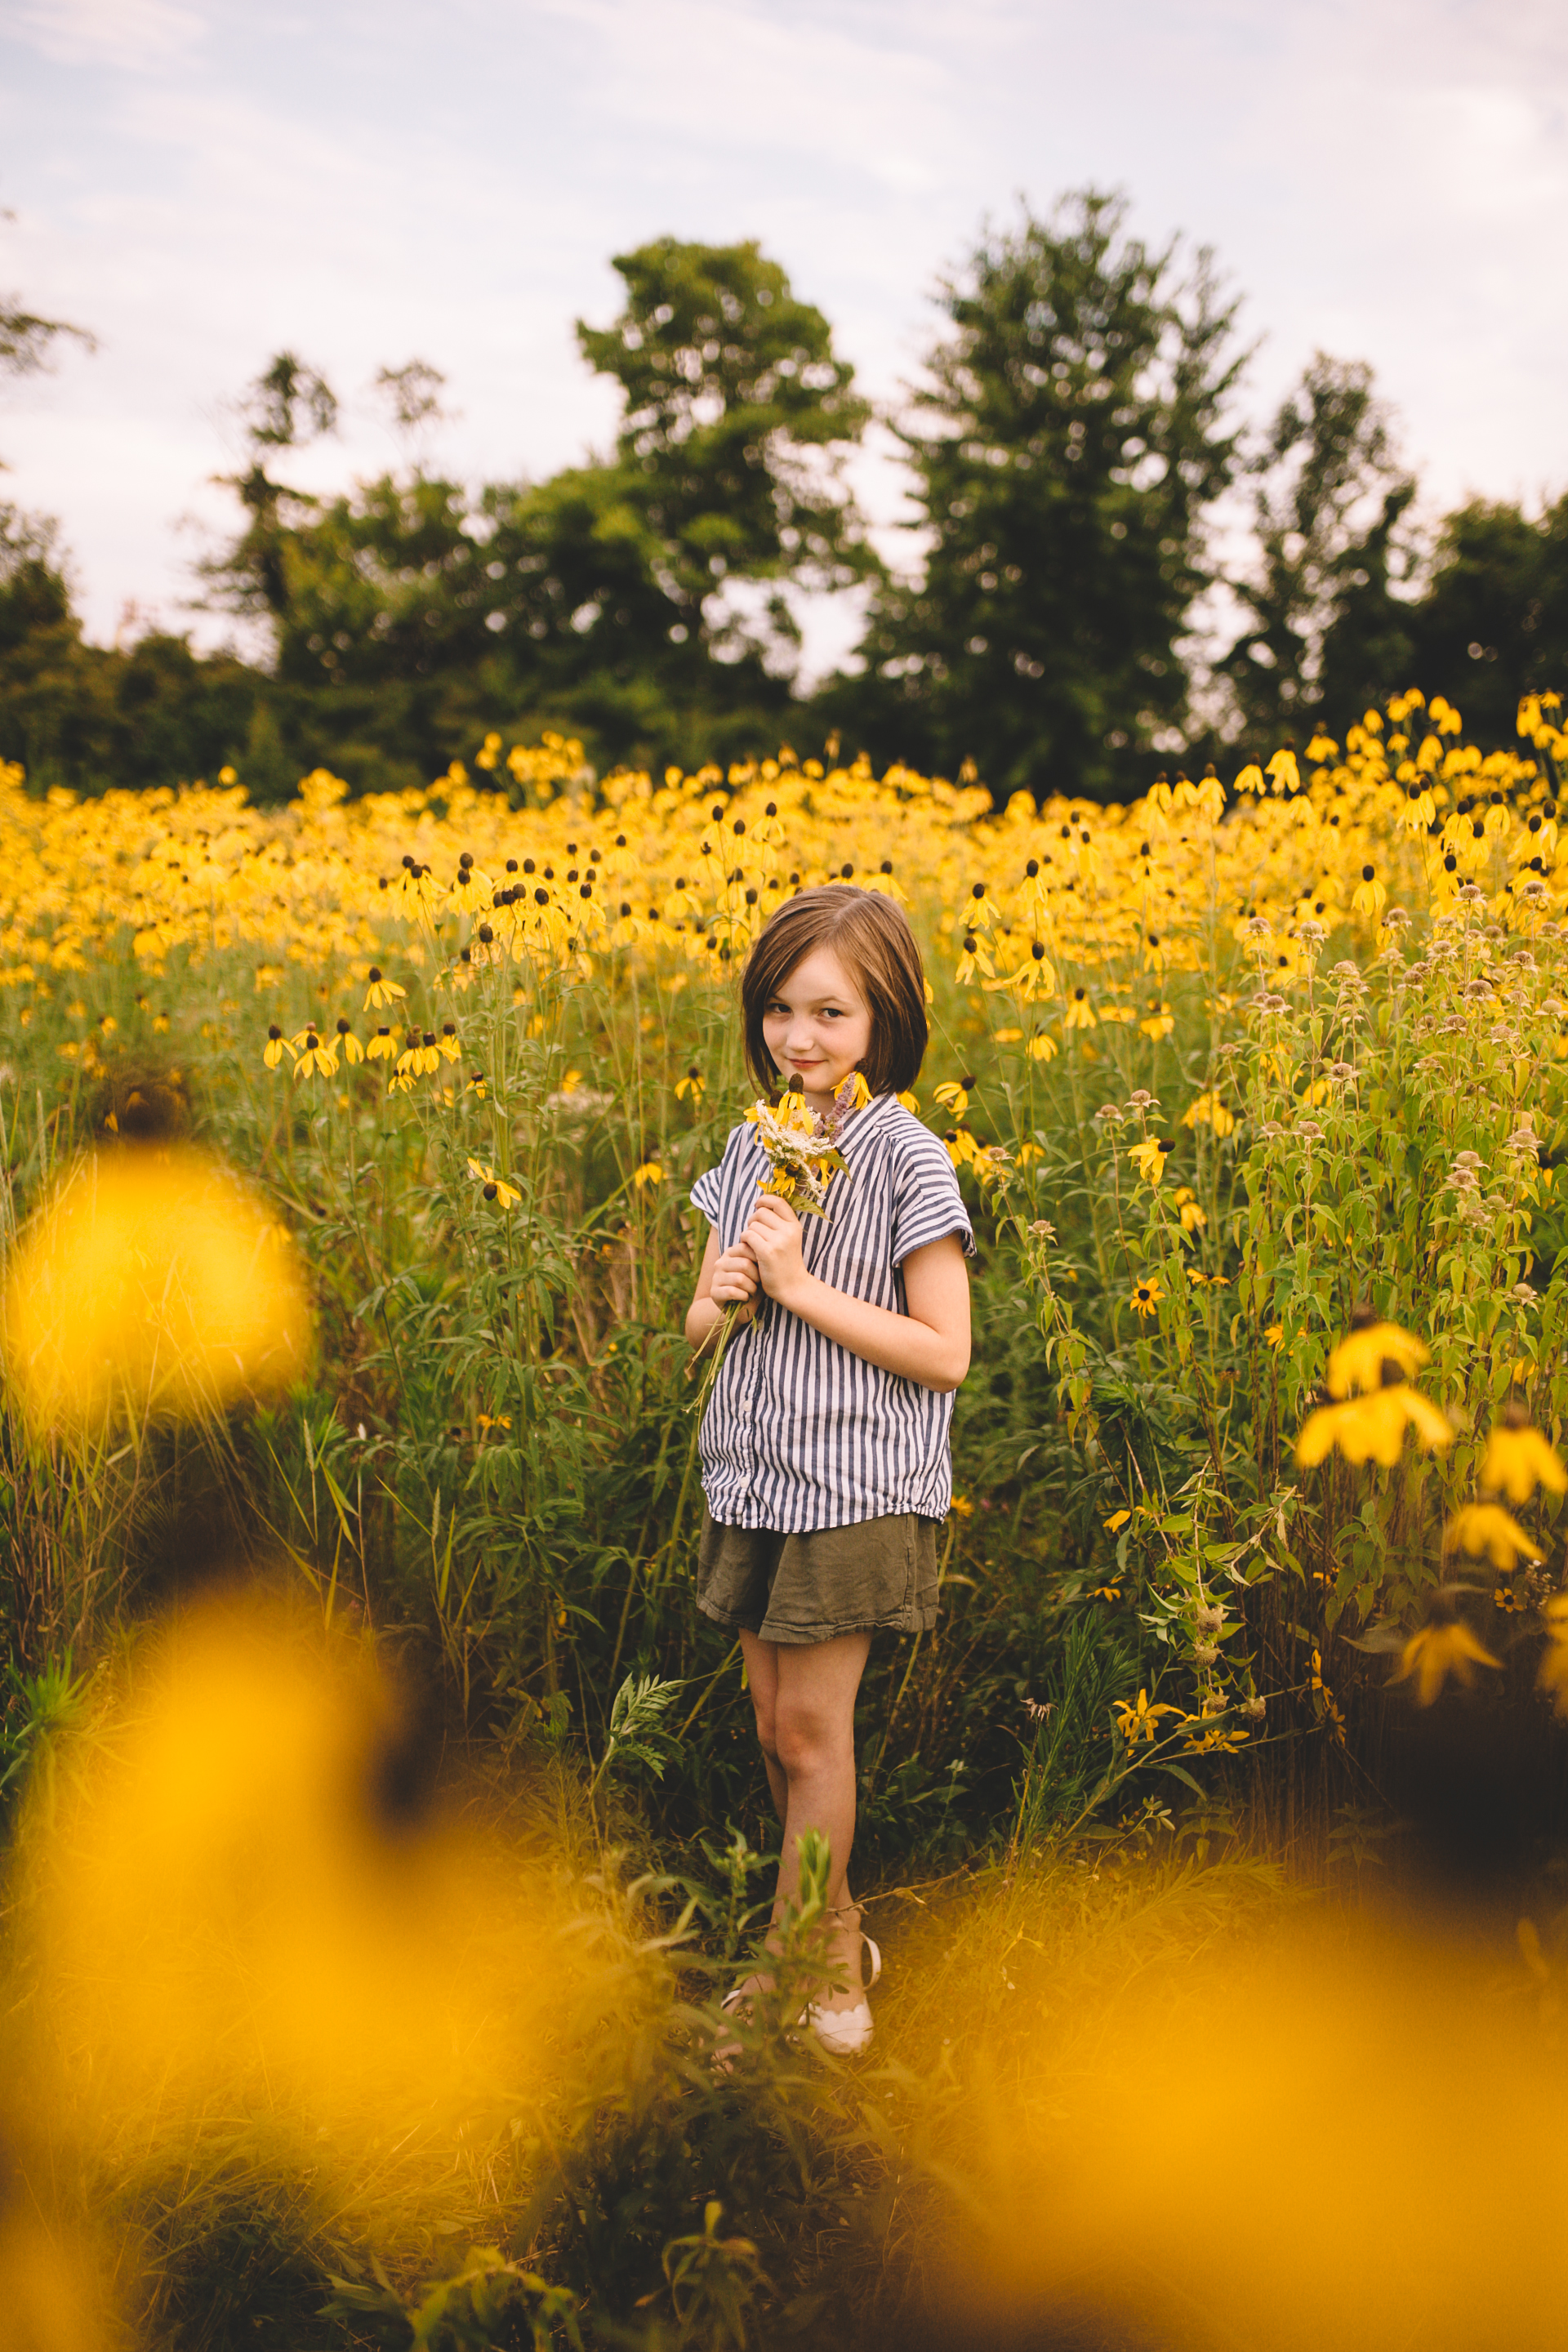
363,967,405,1013
1182,1091,1235,1138
1129,1276,1164,1320
1443,1504,1543,1573
1113,1689,1181,1745
1127,1137,1169,1187
1480,1406,1568,1504
1325,1312,1429,1398
466,1159,521,1210
1392,1617,1501,1706
1297,1386,1453,1469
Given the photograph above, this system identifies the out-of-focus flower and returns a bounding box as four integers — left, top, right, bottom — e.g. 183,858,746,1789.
1297,1386,1453,1468
1326,1315,1429,1397
1392,1615,1501,1706
2,1148,311,1428
1183,1092,1235,1138
1481,1409,1568,1504
1443,1503,1543,1572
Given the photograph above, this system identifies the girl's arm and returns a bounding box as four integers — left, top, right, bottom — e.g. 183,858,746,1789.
742,1196,970,1393
684,1226,763,1356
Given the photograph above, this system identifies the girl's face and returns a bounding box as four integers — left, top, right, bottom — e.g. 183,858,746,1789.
762,943,873,1112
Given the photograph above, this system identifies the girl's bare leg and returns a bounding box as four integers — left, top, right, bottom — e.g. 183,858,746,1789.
739,1628,871,2013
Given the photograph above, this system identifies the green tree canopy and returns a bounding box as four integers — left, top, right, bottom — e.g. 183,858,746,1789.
194,243,874,781
848,190,1245,800
1401,496,1568,746
1217,353,1417,746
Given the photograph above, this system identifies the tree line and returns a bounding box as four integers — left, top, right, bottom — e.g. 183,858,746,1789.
3,191,1566,802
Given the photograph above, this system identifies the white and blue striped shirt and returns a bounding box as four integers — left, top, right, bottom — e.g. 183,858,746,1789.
689,1094,975,1532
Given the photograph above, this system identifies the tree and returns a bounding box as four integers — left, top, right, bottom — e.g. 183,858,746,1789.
576,235,874,669
0,508,261,793
846,190,1245,800
1401,497,1568,746
202,351,340,625
196,243,875,780
1217,354,1418,746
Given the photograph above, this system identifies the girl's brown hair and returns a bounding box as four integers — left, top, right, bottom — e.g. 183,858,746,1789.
740,884,928,1098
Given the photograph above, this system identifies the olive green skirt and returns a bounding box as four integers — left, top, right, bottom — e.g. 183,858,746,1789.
697,1508,941,1645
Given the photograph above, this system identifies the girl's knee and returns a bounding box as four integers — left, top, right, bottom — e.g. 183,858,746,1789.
773,1702,840,1780
751,1698,779,1764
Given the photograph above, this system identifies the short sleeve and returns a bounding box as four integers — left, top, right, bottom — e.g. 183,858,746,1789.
889,1128,976,1264
689,1165,723,1224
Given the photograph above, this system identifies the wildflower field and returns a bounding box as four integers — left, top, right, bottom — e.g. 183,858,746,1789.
6,687,1568,2349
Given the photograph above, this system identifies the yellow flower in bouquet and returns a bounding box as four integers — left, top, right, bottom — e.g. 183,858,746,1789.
742,1071,867,1218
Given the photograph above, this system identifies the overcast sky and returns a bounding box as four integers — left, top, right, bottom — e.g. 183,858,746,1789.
2,0,1565,678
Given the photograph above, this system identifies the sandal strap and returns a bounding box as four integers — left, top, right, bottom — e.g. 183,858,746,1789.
862,1933,882,1989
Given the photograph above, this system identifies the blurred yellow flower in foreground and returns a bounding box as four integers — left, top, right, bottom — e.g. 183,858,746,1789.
2,1147,311,1430
1392,1617,1501,1705
13,1599,556,2148
1480,1410,1568,1504
1326,1316,1429,1397
1443,1503,1543,1572
1297,1384,1452,1468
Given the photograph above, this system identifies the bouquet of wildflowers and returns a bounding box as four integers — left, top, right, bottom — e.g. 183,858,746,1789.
742,1068,867,1215
693,1069,870,1407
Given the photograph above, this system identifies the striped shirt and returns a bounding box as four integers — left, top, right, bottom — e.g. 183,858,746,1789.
689,1094,975,1532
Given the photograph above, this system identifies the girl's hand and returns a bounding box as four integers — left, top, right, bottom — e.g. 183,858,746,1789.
744,1196,808,1305
710,1240,760,1319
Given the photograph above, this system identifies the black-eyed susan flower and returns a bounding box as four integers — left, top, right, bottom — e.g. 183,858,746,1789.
954,933,994,985
1129,1276,1163,1319
1297,1386,1453,1469
933,1079,971,1118
363,968,405,1013
1538,1632,1568,1717
1392,1606,1501,1707
631,1161,663,1191
1171,1184,1205,1232
466,1158,520,1209
366,1026,396,1062
1480,1405,1568,1504
1127,1136,1168,1186
1182,1090,1235,1138
334,1017,363,1065
1112,1689,1181,1745
675,1067,704,1102
1351,863,1387,917
1443,1503,1543,1573
1063,987,1097,1031
1325,1312,1429,1397
396,1031,442,1079
292,1030,338,1080
263,1024,289,1071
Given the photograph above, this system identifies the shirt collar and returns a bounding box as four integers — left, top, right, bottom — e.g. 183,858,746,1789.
836,1091,897,1163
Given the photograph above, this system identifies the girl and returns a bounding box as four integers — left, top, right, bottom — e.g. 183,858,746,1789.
685,884,973,2053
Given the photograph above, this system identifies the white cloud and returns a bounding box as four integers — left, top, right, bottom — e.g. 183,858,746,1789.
1,0,1566,656
11,0,204,70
